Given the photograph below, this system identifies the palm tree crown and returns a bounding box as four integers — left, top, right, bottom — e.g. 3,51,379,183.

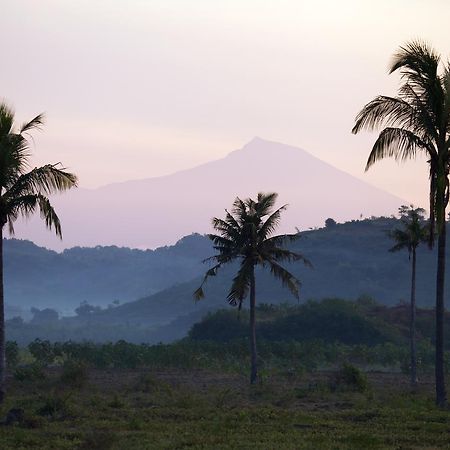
194,192,310,307
389,205,428,256
0,102,77,235
352,40,450,239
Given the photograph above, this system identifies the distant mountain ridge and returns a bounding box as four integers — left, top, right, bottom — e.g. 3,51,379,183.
12,137,404,251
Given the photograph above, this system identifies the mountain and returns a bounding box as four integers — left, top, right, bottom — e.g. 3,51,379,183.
12,137,404,251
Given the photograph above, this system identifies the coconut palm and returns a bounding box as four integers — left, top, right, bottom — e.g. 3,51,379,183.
389,205,428,388
0,102,77,402
352,40,450,406
194,192,311,384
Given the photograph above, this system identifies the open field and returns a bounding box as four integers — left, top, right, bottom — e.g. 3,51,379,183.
1,367,449,449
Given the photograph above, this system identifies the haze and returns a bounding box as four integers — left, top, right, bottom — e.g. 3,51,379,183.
1,0,450,239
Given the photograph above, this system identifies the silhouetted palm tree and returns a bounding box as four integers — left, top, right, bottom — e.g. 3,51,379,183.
389,205,428,388
0,102,77,402
194,192,311,384
352,40,450,407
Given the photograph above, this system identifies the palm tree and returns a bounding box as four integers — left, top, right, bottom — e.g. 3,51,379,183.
352,40,450,406
389,205,428,388
194,192,311,384
0,102,77,402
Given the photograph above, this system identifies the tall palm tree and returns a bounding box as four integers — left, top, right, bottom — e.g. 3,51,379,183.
194,192,311,384
389,205,428,388
0,102,77,402
352,40,450,406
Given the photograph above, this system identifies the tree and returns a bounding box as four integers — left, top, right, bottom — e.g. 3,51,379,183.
194,192,311,383
30,307,59,324
0,102,77,402
389,205,428,388
352,41,450,407
75,301,102,316
325,218,337,228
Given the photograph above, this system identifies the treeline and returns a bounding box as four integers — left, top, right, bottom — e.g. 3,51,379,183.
189,298,448,347
7,298,450,372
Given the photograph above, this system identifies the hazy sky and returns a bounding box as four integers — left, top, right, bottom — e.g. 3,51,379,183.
2,0,450,210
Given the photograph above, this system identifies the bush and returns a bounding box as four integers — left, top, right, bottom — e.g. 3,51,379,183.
6,341,19,367
331,363,368,392
28,339,60,366
13,363,46,382
60,359,88,388
36,393,72,419
189,310,248,342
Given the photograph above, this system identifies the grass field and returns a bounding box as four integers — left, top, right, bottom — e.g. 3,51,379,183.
1,366,449,449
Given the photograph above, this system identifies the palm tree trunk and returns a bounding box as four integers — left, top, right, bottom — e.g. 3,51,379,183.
249,266,257,384
0,226,5,403
410,247,418,388
435,220,447,407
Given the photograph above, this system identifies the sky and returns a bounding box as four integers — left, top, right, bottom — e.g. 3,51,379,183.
1,0,450,211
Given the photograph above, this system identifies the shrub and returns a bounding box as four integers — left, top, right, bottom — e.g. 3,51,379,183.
60,359,88,388
28,339,59,366
36,393,72,419
331,363,368,392
6,341,19,367
13,363,46,382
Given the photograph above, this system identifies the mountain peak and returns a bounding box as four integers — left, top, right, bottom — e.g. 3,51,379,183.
229,137,312,162
242,136,280,150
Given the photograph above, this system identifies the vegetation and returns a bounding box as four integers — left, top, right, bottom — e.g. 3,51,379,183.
194,192,310,383
352,40,450,406
1,369,449,449
6,216,450,330
0,102,77,402
0,331,449,448
3,233,212,315
389,205,428,387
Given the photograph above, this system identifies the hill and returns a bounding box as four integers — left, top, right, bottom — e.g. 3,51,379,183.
6,217,450,343
4,233,211,316
12,137,404,250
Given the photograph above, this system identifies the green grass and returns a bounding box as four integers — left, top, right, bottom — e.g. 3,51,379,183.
1,367,449,449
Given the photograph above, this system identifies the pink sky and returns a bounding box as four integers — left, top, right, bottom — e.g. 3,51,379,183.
1,0,450,210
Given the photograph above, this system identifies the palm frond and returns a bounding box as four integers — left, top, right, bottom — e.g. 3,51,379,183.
258,205,287,240
365,127,431,171
193,263,222,301
266,259,300,299
390,40,440,83
388,229,410,253
0,102,15,136
255,192,278,217
263,233,300,247
5,193,62,237
260,245,312,268
226,259,253,308
20,113,45,134
352,96,415,134
4,164,77,199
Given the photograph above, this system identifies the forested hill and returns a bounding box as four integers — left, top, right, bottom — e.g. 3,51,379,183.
4,233,212,317
5,216,450,326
